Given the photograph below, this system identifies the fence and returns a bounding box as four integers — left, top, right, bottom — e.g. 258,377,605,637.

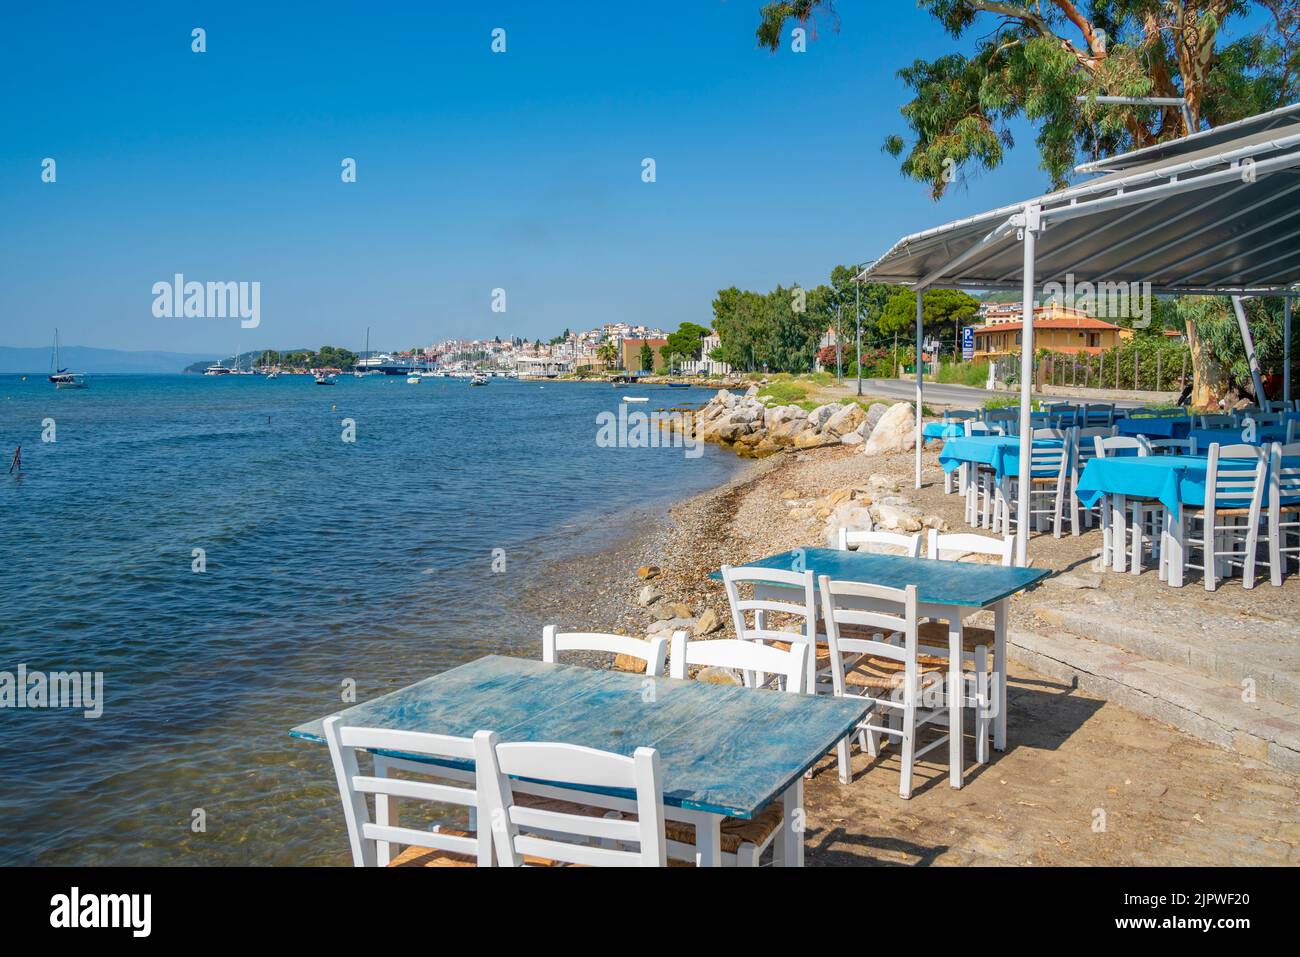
990,337,1190,392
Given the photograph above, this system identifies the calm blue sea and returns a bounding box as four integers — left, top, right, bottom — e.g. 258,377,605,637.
0,373,739,864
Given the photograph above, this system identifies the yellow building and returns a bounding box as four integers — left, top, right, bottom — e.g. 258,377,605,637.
971,311,1132,359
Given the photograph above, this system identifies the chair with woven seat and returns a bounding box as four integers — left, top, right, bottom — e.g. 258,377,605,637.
720,564,820,694
963,420,1003,528
1172,443,1268,590
667,632,805,863
915,530,1010,763
817,578,947,797
996,428,1070,538
542,626,668,676
1071,426,1118,534
475,732,669,867
323,717,491,867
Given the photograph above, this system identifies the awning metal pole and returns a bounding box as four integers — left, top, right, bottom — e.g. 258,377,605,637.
1231,295,1267,404
1285,292,1293,408
915,288,924,489
1015,205,1040,568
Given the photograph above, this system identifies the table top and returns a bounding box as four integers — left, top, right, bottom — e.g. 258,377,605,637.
290,655,869,819
1076,453,1298,516
710,548,1048,608
938,435,1065,478
1116,416,1192,438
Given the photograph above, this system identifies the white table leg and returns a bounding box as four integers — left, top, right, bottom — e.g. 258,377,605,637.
1168,507,1185,588
1112,493,1128,572
994,599,1008,752
780,778,805,867
694,813,722,867
948,613,964,788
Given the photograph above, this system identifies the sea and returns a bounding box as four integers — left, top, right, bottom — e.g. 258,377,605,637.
0,373,741,864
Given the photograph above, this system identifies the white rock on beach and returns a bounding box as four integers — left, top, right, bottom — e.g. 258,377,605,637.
637,584,663,607
647,616,697,635
862,402,916,455
823,403,866,438
871,502,923,532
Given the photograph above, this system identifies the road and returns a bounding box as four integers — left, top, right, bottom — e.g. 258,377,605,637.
828,377,1149,410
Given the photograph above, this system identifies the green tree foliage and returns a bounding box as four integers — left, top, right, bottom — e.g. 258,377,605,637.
879,288,981,342
638,342,655,371
660,322,711,366
1175,295,1296,398
757,1,1297,197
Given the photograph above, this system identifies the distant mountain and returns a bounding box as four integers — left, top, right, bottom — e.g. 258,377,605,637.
0,346,219,374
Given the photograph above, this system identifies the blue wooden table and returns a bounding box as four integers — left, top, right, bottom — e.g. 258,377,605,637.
712,550,1049,788
922,422,966,441
292,654,869,866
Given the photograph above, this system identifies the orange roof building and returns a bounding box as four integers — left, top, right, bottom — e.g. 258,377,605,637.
970,313,1133,358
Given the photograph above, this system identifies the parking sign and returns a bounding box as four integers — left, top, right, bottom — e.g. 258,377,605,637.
962,326,974,361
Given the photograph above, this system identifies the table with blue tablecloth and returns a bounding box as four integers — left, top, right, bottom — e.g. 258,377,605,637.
1116,416,1193,439
923,421,968,441
939,435,1064,480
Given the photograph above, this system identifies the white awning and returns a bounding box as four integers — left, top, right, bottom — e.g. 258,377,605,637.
858,103,1300,295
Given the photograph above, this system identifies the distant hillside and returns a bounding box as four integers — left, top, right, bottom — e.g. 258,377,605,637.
0,346,218,374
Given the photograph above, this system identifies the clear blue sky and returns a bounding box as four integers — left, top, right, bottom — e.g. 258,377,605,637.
0,2,1262,354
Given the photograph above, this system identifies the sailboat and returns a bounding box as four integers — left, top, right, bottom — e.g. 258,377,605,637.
48,329,88,388
355,328,369,377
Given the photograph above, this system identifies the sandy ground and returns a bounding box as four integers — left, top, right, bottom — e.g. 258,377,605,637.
523,434,1300,866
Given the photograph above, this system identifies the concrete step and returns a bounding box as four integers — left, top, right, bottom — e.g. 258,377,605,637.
1009,628,1300,776
1032,603,1300,711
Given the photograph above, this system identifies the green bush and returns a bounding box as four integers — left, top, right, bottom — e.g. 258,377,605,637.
935,360,989,387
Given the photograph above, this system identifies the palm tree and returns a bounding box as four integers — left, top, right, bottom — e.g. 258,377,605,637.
597,339,619,371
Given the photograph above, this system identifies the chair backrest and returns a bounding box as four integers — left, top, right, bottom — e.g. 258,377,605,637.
542,626,668,676
1270,442,1300,513
925,529,1014,566
1249,412,1283,425
474,731,666,867
1094,434,1151,458
943,409,978,422
817,578,920,699
1205,443,1267,514
323,717,488,867
668,632,807,692
966,420,1002,436
1199,413,1236,428
1147,437,1197,455
1084,403,1115,426
837,527,921,557
720,563,816,654
1029,428,1069,478
1289,419,1297,444
985,409,1018,432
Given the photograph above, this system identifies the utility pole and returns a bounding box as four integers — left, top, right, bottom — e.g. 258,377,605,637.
835,303,842,383
855,267,863,397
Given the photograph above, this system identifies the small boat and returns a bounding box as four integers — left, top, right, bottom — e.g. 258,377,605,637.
469,372,489,386
55,372,88,390
406,373,421,384
314,374,335,385
667,383,690,389
622,396,649,403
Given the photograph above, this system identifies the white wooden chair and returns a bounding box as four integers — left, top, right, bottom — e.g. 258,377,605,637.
1092,435,1161,574
474,731,668,867
837,527,922,557
666,632,802,864
542,626,668,676
1147,437,1198,455
964,420,1002,527
1072,426,1119,534
323,716,490,867
1266,442,1300,586
1173,443,1268,590
918,531,1009,763
720,565,819,694
996,428,1070,538
817,579,948,797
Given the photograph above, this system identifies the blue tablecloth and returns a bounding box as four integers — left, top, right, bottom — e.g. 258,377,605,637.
1116,416,1193,439
1076,454,1299,518
923,422,968,441
1189,426,1288,447
939,435,1064,480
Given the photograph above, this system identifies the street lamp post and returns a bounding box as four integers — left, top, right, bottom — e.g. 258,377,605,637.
855,266,863,397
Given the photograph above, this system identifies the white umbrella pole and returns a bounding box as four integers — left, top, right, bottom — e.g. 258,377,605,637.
1231,295,1267,406
1015,206,1040,568
915,287,924,489
1285,292,1292,409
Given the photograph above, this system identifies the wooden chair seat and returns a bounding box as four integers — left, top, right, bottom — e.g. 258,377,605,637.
1185,506,1254,516
842,654,946,691
388,827,569,867
663,800,785,855
916,620,995,655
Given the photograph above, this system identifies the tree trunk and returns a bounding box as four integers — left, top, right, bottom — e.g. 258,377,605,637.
1185,317,1231,409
